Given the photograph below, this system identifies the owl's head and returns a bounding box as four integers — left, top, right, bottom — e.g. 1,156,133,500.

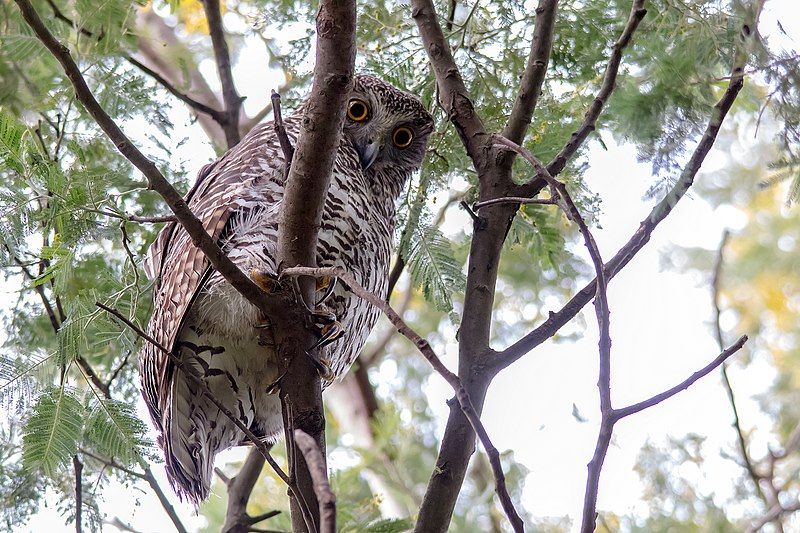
342,74,434,187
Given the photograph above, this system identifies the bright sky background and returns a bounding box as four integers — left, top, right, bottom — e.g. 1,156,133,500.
14,0,800,531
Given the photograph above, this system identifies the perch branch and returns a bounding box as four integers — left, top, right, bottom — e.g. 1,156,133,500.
282,266,525,533
272,0,356,531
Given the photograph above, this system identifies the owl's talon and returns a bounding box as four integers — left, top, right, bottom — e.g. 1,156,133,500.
305,351,335,382
315,276,338,305
308,316,344,351
250,269,280,293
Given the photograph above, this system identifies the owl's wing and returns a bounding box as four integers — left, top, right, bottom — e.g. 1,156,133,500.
139,123,289,430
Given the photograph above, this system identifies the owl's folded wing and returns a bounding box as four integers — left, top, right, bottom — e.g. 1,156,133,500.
139,123,289,430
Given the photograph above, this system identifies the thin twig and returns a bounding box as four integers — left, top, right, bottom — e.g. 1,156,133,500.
43,0,225,124
474,196,557,210
96,209,176,223
73,455,83,533
491,134,612,533
545,0,647,177
712,231,765,501
293,430,336,533
125,57,226,122
612,336,748,420
271,91,295,168
749,501,800,532
281,265,525,533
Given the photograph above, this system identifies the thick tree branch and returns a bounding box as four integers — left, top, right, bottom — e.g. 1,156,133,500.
502,0,559,145
221,449,273,533
410,0,490,172
200,0,243,147
266,1,355,531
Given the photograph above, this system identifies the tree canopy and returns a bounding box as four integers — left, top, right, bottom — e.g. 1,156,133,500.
1,0,799,531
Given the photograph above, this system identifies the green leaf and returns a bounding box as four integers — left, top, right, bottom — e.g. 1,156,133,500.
21,386,85,477
406,224,466,312
84,397,150,466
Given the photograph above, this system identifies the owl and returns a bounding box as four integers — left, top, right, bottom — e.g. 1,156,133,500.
139,74,434,504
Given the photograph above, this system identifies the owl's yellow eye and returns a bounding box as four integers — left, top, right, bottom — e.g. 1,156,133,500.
347,99,369,121
392,127,414,149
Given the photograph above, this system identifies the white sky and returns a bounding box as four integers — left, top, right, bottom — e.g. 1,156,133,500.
14,0,800,531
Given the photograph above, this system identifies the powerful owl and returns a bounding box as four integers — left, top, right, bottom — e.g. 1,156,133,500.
140,74,433,503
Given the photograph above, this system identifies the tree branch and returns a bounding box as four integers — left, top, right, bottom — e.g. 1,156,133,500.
491,134,612,533
502,0,559,145
293,430,336,533
125,56,227,123
200,0,242,147
13,0,282,322
73,455,83,533
411,0,490,172
282,266,525,532
221,449,271,533
612,336,748,420
712,231,766,503
544,0,646,177
271,1,356,531
495,37,747,370
749,501,800,533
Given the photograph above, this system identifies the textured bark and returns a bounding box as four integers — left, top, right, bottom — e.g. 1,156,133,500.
273,1,356,531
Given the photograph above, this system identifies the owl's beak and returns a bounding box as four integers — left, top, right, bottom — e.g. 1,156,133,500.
357,140,380,170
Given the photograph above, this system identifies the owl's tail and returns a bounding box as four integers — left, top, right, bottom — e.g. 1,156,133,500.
162,364,224,505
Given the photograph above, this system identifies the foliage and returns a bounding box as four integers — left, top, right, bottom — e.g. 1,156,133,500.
0,0,797,530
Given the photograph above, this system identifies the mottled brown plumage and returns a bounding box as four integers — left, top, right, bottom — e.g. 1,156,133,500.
140,75,433,503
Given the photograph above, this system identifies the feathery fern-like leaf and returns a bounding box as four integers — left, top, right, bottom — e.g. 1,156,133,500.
83,397,150,466
21,386,85,477
406,224,466,312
